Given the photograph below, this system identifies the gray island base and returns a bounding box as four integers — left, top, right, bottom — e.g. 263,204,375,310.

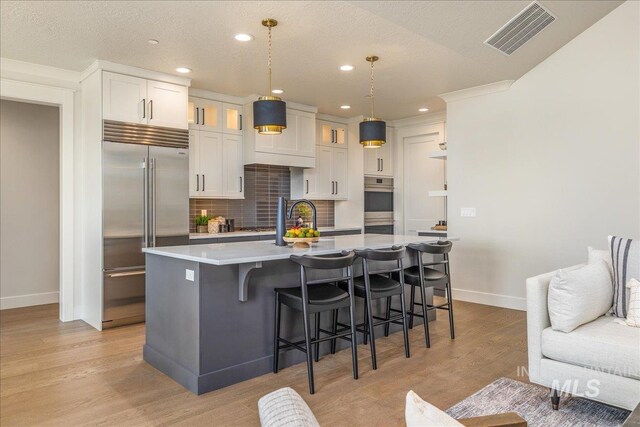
143,234,452,395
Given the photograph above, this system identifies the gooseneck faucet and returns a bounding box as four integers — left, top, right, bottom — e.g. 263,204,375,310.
275,196,317,246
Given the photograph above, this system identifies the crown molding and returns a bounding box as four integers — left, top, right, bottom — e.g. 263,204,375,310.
389,110,446,128
0,58,80,90
80,60,192,86
438,80,514,103
189,87,244,105
316,113,350,124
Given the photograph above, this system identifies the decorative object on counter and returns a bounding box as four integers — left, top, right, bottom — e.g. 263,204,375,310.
196,214,211,233
226,218,235,232
253,18,287,135
283,226,321,248
359,55,386,148
208,215,225,234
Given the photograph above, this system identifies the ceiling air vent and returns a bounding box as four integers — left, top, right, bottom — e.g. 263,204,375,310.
484,1,556,55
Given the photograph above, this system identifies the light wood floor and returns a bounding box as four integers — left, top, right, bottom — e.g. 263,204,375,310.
0,300,527,426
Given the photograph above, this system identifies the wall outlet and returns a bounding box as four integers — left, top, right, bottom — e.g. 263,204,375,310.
185,269,195,281
461,207,476,217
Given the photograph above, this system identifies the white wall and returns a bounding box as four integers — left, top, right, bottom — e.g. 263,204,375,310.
445,1,640,310
1,100,60,309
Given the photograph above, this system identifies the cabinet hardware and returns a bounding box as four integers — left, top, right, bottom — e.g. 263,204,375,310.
196,107,200,125
149,100,153,120
306,179,309,194
107,270,145,278
142,98,146,119
201,109,205,126
333,129,337,143
196,174,200,191
377,158,381,171
239,114,243,130
381,158,383,171
202,174,205,191
239,176,243,192
335,181,338,194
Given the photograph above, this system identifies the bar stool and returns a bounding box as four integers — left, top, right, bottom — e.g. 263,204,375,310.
273,251,358,395
403,241,454,348
336,246,410,370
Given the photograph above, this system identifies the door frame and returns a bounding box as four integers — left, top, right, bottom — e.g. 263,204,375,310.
1,78,76,321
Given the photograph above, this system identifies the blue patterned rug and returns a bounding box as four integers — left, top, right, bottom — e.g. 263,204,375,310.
447,377,630,427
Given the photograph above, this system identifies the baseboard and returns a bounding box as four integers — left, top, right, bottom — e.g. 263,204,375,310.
0,291,59,310
452,288,526,311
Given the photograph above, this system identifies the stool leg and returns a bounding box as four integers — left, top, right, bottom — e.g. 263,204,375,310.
447,280,455,340
348,292,359,380
302,311,315,394
384,296,392,337
273,292,281,373
314,312,321,362
365,294,377,370
330,309,338,354
417,280,431,348
363,302,369,346
409,283,416,329
399,289,411,358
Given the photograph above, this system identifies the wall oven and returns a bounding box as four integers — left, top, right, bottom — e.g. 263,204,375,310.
364,177,394,234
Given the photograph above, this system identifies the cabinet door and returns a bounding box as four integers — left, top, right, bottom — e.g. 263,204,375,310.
363,147,380,176
198,131,223,197
331,148,348,200
317,121,334,146
378,137,393,177
147,80,188,129
188,131,200,197
334,124,347,148
222,134,244,198
189,98,222,132
302,168,319,198
315,146,333,199
223,103,243,135
103,72,147,124
296,113,316,157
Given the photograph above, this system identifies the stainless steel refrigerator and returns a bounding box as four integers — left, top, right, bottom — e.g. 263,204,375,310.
102,121,189,328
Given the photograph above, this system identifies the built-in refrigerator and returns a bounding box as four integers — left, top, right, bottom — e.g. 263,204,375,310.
102,121,189,328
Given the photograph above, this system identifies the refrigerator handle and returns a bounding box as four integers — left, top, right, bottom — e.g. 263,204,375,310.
151,158,157,247
142,158,149,248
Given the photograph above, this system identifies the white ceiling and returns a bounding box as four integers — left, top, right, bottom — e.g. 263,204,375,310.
0,1,622,120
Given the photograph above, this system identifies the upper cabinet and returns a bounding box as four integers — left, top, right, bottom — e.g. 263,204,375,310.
363,126,394,177
222,103,243,135
188,98,243,134
103,71,188,129
243,102,317,168
317,120,347,148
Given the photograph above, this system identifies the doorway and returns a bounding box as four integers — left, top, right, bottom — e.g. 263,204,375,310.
0,100,60,309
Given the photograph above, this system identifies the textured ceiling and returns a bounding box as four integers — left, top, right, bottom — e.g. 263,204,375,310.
0,1,622,119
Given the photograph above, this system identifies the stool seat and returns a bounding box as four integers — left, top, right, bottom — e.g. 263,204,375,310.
276,284,349,310
404,266,447,284
339,274,402,297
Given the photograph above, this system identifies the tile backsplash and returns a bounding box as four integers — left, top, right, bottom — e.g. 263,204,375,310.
189,165,334,233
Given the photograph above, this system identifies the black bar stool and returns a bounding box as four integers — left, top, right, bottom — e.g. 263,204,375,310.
336,246,410,370
403,241,454,348
273,251,358,395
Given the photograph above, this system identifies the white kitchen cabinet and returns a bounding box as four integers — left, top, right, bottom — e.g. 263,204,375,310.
103,71,188,129
317,120,347,148
363,127,393,177
188,97,222,132
243,104,316,168
222,103,243,135
331,148,348,199
222,134,244,198
291,145,347,201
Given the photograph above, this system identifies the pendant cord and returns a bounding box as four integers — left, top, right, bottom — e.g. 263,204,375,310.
370,59,375,119
268,25,272,94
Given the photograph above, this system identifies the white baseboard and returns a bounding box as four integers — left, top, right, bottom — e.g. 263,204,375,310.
0,291,59,310
452,288,526,311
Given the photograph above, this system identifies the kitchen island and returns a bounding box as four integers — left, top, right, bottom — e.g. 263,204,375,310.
142,234,453,395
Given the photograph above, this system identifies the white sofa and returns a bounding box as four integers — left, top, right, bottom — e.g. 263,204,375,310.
527,264,640,411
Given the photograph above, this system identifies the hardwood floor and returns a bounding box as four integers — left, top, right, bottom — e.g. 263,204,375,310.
0,300,527,426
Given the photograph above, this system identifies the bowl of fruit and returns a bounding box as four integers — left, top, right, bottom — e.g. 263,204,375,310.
283,227,321,248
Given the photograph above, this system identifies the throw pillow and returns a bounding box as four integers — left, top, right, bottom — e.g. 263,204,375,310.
625,278,640,327
609,236,640,318
587,246,613,277
405,390,463,427
258,387,320,427
548,260,613,333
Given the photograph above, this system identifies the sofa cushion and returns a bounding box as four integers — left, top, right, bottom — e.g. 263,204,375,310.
541,316,640,380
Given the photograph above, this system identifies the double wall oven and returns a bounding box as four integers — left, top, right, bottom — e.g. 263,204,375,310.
364,177,394,235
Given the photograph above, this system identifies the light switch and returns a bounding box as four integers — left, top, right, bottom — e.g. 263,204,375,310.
185,269,195,281
461,208,476,217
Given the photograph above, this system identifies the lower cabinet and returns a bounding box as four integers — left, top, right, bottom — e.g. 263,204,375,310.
291,145,348,200
189,130,244,199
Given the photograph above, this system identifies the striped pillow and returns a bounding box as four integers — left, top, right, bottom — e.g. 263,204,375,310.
609,236,640,318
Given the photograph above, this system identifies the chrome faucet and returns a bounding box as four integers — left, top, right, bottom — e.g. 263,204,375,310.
275,196,317,246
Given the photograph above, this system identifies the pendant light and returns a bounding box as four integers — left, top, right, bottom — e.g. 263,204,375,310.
253,18,286,135
359,55,386,148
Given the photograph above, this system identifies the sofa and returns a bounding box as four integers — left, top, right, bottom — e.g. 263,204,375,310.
527,264,640,411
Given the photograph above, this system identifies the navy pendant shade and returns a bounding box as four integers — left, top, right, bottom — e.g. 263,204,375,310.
253,97,287,134
359,118,386,148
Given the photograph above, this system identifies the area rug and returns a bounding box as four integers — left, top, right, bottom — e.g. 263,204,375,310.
446,377,630,427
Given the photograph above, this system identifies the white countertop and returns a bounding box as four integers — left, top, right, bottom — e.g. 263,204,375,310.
189,226,362,240
416,229,448,234
144,234,455,266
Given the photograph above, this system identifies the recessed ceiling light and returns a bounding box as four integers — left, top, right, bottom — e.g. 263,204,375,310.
176,67,192,74
235,33,254,42
418,107,429,112
339,65,354,71
272,89,284,94
148,39,159,45
340,105,351,109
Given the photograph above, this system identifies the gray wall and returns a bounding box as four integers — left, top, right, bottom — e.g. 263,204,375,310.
446,2,639,309
1,100,60,308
